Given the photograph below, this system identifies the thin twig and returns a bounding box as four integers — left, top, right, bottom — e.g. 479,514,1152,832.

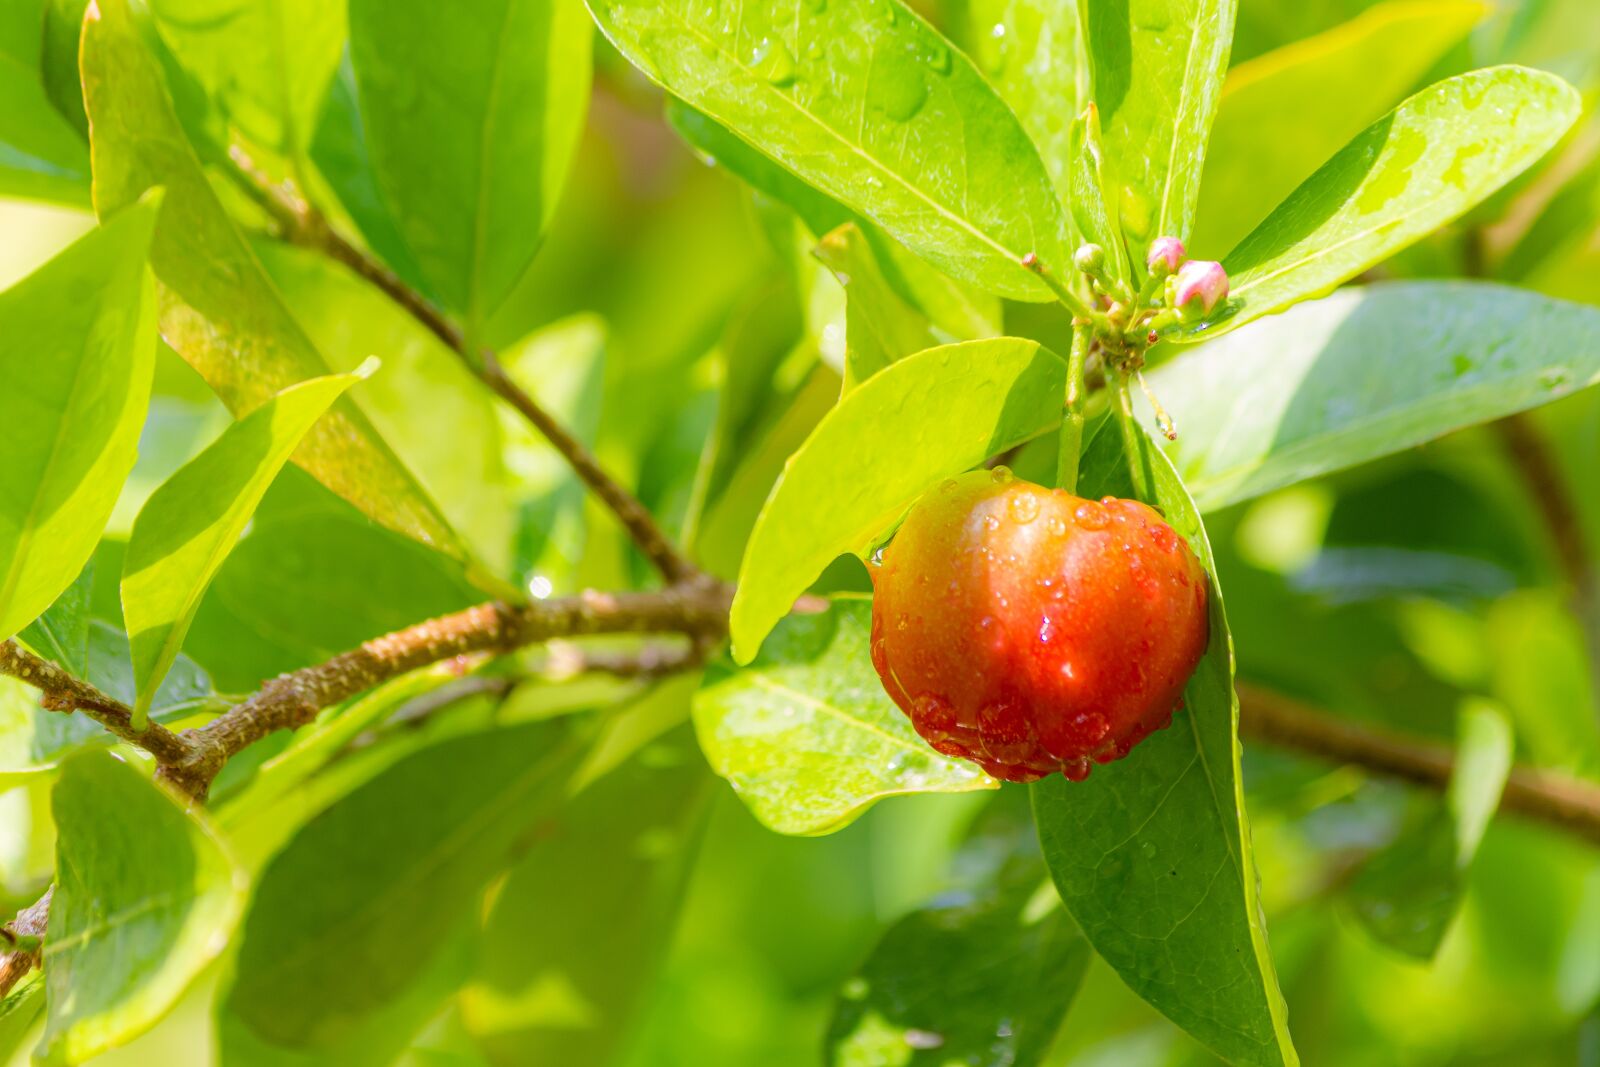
0,888,50,999
224,149,698,583
0,642,192,766
1238,681,1600,846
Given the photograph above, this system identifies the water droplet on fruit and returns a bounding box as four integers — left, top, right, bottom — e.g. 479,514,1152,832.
1074,502,1109,530
1059,659,1075,679
983,513,1001,531
1074,711,1109,743
1062,757,1092,782
895,612,909,631
1149,523,1178,553
990,465,1013,483
911,693,956,731
1008,493,1039,523
1047,516,1067,536
1037,615,1054,644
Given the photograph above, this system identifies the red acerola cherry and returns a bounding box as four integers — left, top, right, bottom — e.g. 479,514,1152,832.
868,469,1209,783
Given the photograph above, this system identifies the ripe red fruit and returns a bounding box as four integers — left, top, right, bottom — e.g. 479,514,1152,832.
868,469,1209,782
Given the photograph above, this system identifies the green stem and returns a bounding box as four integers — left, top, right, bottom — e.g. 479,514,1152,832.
1021,254,1096,322
1056,324,1090,493
1112,369,1150,500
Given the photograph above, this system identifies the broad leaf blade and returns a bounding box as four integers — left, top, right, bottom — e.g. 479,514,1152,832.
730,338,1065,661
827,882,1088,1066
1348,699,1512,959
0,200,157,643
589,0,1073,300
1144,281,1600,511
1032,423,1297,1067
1187,66,1580,339
698,598,995,835
1191,0,1487,257
19,560,94,680
349,0,592,330
219,721,580,1067
0,39,91,205
462,724,712,1065
80,0,463,558
41,751,246,1065
814,223,939,391
123,369,367,722
1084,0,1236,249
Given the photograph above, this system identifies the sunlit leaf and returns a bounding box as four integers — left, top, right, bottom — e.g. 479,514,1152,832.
0,199,157,643
814,223,939,391
1032,421,1297,1067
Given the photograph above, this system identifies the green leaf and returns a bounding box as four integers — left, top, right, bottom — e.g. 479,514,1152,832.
826,882,1089,1067
1486,591,1600,777
148,0,346,164
1031,422,1297,1067
1083,0,1236,248
1144,281,1600,511
1348,699,1513,959
40,0,90,138
1187,66,1580,339
123,367,369,724
590,0,1073,300
0,40,91,205
349,0,592,331
954,0,1081,209
0,200,157,643
218,721,581,1066
697,597,996,836
32,621,219,761
19,560,94,680
814,223,939,391
461,724,712,1065
80,0,463,558
41,750,246,1065
730,338,1064,661
1191,0,1487,257
1067,103,1130,288
0,972,45,1063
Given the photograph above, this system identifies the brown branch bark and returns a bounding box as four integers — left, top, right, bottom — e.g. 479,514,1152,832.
0,642,192,766
224,150,697,584
1238,681,1600,846
0,888,51,998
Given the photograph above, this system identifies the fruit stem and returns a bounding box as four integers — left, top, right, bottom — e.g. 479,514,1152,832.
1056,323,1090,493
1021,253,1097,322
1112,369,1150,500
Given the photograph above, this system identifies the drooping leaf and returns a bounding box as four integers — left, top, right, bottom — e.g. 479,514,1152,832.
826,881,1089,1067
0,199,157,643
1191,0,1488,257
1144,281,1600,511
40,750,246,1065
1031,422,1297,1067
814,223,939,391
954,0,1081,209
123,368,369,723
1347,699,1513,959
590,0,1073,301
1082,0,1236,249
218,721,581,1067
1185,66,1580,339
348,0,592,331
730,338,1064,661
148,0,346,165
461,724,712,1065
32,621,219,761
80,0,463,557
697,597,996,836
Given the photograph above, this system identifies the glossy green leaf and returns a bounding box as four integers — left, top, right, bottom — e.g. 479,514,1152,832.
32,621,219,760
349,0,592,330
80,0,463,557
19,559,94,680
815,223,939,391
1191,0,1488,257
0,35,91,204
461,724,712,1065
1083,0,1236,248
41,750,246,1065
697,597,996,836
148,0,345,164
955,0,1081,208
1348,699,1513,959
40,0,90,138
123,367,369,723
1032,422,1296,1067
826,881,1088,1067
1144,281,1600,511
0,199,157,643
1186,66,1580,339
590,0,1073,301
219,721,580,1066
731,338,1064,661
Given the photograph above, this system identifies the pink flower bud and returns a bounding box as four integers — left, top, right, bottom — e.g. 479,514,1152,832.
1146,237,1185,276
1173,260,1228,316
